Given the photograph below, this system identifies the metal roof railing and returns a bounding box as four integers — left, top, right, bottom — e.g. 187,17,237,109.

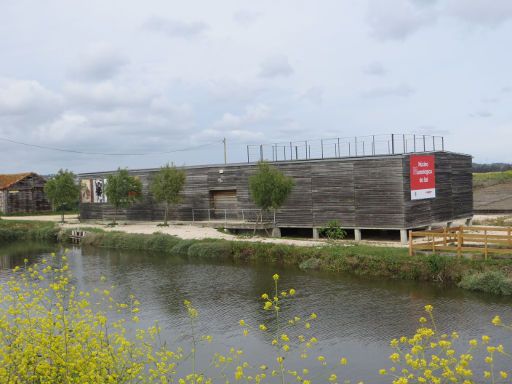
245,134,445,163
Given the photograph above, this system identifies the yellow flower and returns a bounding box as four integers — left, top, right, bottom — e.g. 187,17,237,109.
340,357,347,365
261,293,269,300
239,320,246,326
259,324,267,331
272,274,279,281
424,305,433,313
492,315,501,326
289,288,296,295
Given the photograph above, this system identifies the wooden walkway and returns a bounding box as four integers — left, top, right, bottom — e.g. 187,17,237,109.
409,226,512,259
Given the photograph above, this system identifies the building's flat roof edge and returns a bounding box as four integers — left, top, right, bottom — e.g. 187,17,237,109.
78,150,472,177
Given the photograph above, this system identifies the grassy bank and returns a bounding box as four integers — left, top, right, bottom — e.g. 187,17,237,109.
0,220,59,243
73,228,512,295
1,219,511,295
473,170,512,189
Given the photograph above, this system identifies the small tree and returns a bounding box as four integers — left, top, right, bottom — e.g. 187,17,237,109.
104,168,142,225
44,169,80,223
249,162,294,227
150,164,186,226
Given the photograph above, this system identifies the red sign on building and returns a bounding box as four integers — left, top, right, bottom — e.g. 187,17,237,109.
410,155,436,200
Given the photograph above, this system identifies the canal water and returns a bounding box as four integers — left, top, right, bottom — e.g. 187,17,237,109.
1,241,512,383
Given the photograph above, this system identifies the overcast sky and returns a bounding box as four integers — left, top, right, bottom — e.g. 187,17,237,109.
1,0,511,174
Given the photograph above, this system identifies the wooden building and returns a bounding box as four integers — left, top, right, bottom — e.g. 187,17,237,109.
79,150,473,243
0,173,51,214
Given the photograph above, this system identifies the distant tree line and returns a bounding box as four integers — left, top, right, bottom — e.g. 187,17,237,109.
472,163,512,173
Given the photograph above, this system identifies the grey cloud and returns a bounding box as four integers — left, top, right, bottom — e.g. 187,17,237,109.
63,81,152,110
481,97,499,104
361,84,415,98
298,86,323,105
0,77,62,117
213,104,271,130
502,86,512,93
366,0,438,41
470,111,493,118
143,16,209,38
446,0,512,26
362,62,388,76
233,10,262,26
72,44,127,82
258,55,294,78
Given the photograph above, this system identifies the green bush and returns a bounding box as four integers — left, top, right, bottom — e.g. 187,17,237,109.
425,253,450,280
187,241,233,260
318,220,347,240
458,270,512,295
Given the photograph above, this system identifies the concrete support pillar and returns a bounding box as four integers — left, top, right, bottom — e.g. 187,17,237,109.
465,217,473,226
447,221,453,228
400,229,408,245
354,229,362,242
427,225,432,231
312,227,319,239
271,227,281,238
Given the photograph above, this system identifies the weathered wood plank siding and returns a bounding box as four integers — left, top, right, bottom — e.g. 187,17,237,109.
1,175,51,214
403,152,473,227
79,151,473,229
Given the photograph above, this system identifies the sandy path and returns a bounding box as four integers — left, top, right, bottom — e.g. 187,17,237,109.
1,215,406,248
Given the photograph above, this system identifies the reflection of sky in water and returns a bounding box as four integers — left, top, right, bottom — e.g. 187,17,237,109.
1,242,512,383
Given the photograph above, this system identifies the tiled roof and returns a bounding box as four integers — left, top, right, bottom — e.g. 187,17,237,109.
0,173,34,190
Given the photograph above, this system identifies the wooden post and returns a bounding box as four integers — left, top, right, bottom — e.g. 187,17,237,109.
408,230,413,256
337,138,341,158
443,227,447,246
457,229,462,259
247,145,250,163
431,234,435,253
508,227,511,248
484,229,488,260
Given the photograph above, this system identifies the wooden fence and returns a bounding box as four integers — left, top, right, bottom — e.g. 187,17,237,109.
409,226,512,259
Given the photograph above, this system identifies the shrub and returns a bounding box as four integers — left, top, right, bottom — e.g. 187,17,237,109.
425,253,450,281
458,270,512,295
318,220,347,240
